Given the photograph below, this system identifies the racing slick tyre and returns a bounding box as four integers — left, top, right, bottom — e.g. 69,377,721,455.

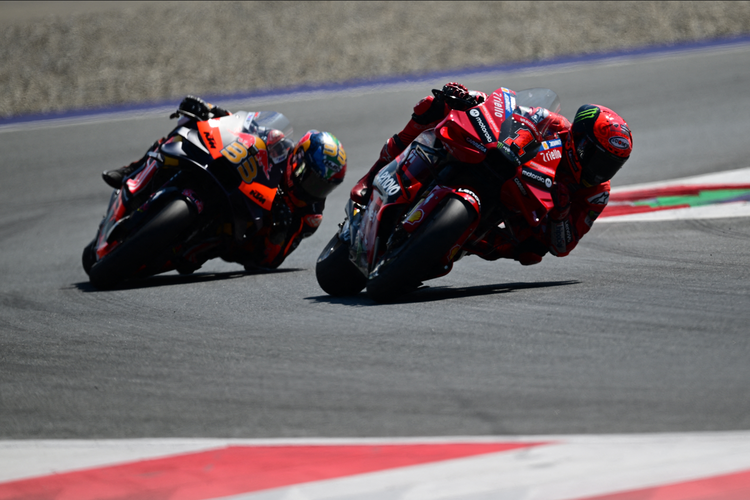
88,199,195,290
366,196,474,303
316,233,367,296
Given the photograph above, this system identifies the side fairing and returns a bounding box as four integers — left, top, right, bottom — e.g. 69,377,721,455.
500,138,562,226
356,133,445,273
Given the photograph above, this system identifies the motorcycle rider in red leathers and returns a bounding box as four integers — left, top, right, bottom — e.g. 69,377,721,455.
102,96,347,270
349,82,633,266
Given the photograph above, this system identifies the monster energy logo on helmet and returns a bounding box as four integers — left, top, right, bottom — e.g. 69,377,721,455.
574,106,599,122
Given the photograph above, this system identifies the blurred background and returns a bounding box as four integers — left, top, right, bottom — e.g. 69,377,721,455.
2,1,750,118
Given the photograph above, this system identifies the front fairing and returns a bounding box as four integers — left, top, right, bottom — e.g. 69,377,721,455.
500,138,563,226
164,113,287,238
435,87,560,165
435,87,517,164
94,189,128,258
434,87,564,228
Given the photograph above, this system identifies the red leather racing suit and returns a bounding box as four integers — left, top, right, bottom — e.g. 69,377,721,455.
467,127,611,265
351,90,611,266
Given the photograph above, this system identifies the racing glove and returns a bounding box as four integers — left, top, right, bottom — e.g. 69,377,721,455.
170,95,231,121
170,95,210,120
431,82,482,112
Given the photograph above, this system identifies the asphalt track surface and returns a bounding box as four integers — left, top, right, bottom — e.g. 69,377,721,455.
1,43,750,442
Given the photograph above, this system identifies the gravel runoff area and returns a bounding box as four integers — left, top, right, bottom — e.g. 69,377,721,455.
2,1,750,118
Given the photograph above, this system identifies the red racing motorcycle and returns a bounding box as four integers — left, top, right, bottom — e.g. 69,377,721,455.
316,87,563,302
82,108,293,289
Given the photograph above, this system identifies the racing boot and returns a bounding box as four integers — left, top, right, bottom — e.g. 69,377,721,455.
350,135,406,204
349,89,454,204
349,162,383,205
102,161,140,188
102,138,165,188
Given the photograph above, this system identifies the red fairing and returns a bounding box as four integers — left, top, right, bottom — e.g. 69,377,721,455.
196,121,224,159
126,158,158,194
500,163,556,228
402,186,480,234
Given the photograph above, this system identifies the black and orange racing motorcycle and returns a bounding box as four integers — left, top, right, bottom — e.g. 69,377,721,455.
82,105,292,289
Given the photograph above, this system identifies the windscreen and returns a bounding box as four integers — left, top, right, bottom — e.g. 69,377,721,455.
244,111,293,140
515,88,561,114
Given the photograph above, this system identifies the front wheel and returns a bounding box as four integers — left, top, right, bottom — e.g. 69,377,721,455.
315,233,366,296
81,238,96,276
366,196,475,302
88,199,195,289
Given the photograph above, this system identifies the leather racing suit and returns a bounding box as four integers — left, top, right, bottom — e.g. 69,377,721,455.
112,110,325,272
350,85,611,266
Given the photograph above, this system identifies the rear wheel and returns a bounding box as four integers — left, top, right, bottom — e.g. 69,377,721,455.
88,199,194,289
316,233,366,296
366,196,475,302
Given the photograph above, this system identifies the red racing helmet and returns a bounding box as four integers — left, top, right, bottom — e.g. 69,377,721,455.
571,104,633,186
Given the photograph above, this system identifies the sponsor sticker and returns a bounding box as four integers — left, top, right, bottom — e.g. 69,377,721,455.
498,143,522,166
609,136,631,150
448,244,461,261
563,220,573,243
522,166,553,189
492,93,506,119
541,149,562,163
530,107,549,124
243,112,260,132
503,90,513,116
405,209,424,226
588,192,610,205
375,169,401,197
457,188,481,209
514,177,528,197
468,109,495,144
203,131,217,149
513,115,541,141
465,136,487,153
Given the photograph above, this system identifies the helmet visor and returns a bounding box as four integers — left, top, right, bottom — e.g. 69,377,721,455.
293,161,340,200
579,136,628,185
